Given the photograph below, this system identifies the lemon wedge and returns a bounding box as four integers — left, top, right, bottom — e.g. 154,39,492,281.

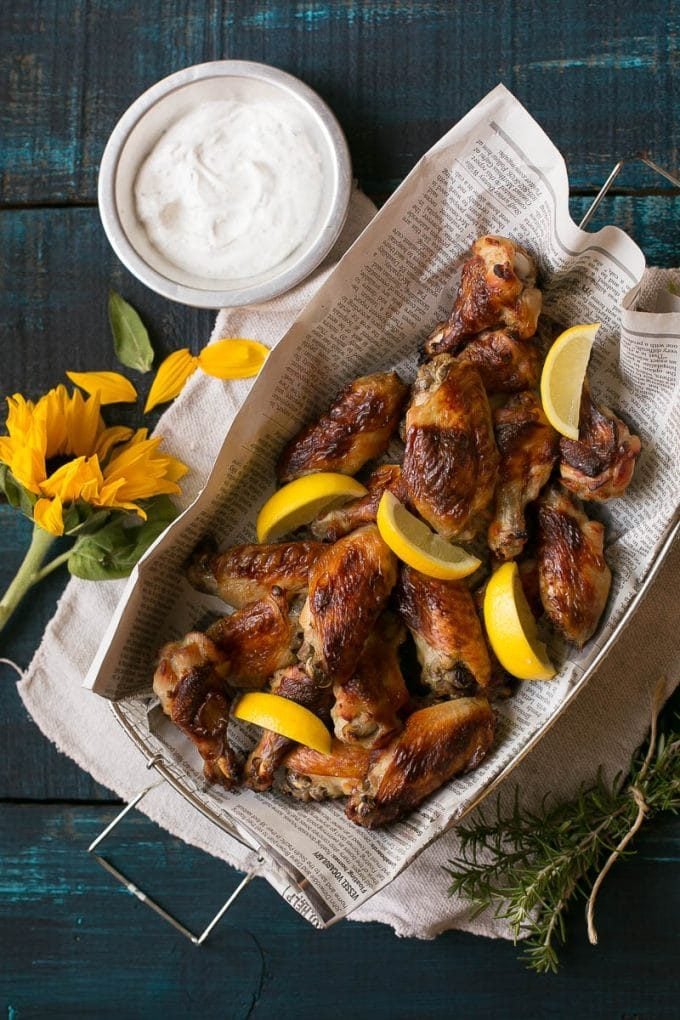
256,472,368,543
483,562,556,681
540,322,600,439
233,692,332,754
376,491,481,580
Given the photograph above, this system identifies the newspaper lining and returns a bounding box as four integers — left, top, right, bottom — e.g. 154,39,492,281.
86,85,680,928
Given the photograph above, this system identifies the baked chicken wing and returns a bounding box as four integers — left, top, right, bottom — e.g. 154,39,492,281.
299,524,398,685
537,485,611,646
206,587,298,687
311,464,405,542
277,371,409,483
488,391,559,561
187,538,324,607
331,614,408,748
281,740,371,801
424,236,542,357
402,356,499,540
396,565,491,696
346,697,495,828
153,632,239,787
457,329,543,394
559,383,641,501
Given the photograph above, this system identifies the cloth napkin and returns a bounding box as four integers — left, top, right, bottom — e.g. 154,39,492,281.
17,190,680,939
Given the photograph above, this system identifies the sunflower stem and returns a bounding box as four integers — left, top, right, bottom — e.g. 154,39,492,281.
34,549,72,582
0,524,57,636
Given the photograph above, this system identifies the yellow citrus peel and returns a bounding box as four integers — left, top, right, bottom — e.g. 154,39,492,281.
256,472,368,543
376,491,481,580
233,692,332,754
483,562,556,681
66,371,137,405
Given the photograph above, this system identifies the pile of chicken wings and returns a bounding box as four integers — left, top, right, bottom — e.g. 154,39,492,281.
153,236,641,829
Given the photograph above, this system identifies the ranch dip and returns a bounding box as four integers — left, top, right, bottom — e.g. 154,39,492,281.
134,99,324,280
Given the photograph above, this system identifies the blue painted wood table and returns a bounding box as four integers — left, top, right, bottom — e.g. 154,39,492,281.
1,3,678,1017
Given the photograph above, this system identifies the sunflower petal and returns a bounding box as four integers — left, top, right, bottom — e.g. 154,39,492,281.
197,338,269,380
144,350,199,413
34,496,65,537
66,371,138,405
95,425,135,462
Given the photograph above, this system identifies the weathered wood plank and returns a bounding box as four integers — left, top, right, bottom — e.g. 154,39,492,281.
0,804,678,1017
0,0,678,204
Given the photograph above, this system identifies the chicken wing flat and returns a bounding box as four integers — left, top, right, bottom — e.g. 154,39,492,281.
537,485,612,646
488,391,559,561
187,538,324,607
331,614,408,748
299,524,398,685
559,383,641,501
311,464,405,542
206,588,298,687
276,371,409,483
424,236,542,357
396,565,491,696
402,356,499,540
346,697,495,828
457,329,543,393
243,665,333,791
153,632,239,787
281,740,371,801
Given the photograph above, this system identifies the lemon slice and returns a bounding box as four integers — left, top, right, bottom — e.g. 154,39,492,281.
376,491,481,580
233,692,332,753
540,322,600,439
483,562,556,681
256,472,368,543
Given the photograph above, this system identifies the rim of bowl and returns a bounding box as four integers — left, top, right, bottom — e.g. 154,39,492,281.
98,60,352,308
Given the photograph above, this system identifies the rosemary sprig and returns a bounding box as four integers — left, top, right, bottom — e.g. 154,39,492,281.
446,683,680,973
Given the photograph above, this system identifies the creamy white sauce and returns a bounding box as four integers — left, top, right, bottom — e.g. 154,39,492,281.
134,99,324,281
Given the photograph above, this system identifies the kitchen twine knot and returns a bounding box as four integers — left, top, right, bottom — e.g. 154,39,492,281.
0,657,23,679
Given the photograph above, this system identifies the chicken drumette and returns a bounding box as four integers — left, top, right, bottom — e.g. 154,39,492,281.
457,329,543,393
205,587,300,686
402,356,499,540
537,485,612,646
187,538,324,607
488,391,559,561
281,740,371,802
424,236,542,357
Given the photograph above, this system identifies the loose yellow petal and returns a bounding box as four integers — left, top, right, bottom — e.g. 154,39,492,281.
66,371,138,405
34,496,65,537
198,338,269,380
144,349,199,413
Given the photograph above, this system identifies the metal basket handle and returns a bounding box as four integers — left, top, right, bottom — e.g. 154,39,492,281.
578,154,680,229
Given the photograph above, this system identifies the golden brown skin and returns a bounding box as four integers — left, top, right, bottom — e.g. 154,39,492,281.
537,485,612,647
153,632,239,788
346,697,495,828
187,539,325,607
206,588,298,687
331,615,409,748
457,329,543,393
276,371,409,483
559,383,641,501
243,665,333,792
396,565,492,696
424,236,542,357
488,391,559,561
299,525,398,685
402,356,499,540
281,739,371,801
311,464,405,542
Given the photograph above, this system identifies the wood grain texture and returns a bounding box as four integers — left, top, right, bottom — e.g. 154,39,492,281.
0,0,678,204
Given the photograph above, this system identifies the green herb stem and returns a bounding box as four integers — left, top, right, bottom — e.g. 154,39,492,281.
0,524,57,636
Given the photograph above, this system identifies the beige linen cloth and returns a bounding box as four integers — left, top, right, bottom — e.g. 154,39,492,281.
17,192,680,939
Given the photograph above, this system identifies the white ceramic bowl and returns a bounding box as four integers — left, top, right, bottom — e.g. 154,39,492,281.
98,61,352,308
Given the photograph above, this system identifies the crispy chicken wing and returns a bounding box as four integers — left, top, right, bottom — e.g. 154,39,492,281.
153,632,239,787
559,382,641,501
424,236,542,357
243,665,333,791
206,587,299,687
187,538,324,607
537,485,611,646
331,614,408,748
346,697,495,828
402,356,499,540
299,525,398,685
277,371,409,483
281,740,371,801
396,565,491,696
488,391,559,561
457,329,543,393
311,464,405,542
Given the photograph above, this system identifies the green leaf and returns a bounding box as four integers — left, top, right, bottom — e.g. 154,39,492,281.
0,464,37,517
67,495,178,580
108,290,154,373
